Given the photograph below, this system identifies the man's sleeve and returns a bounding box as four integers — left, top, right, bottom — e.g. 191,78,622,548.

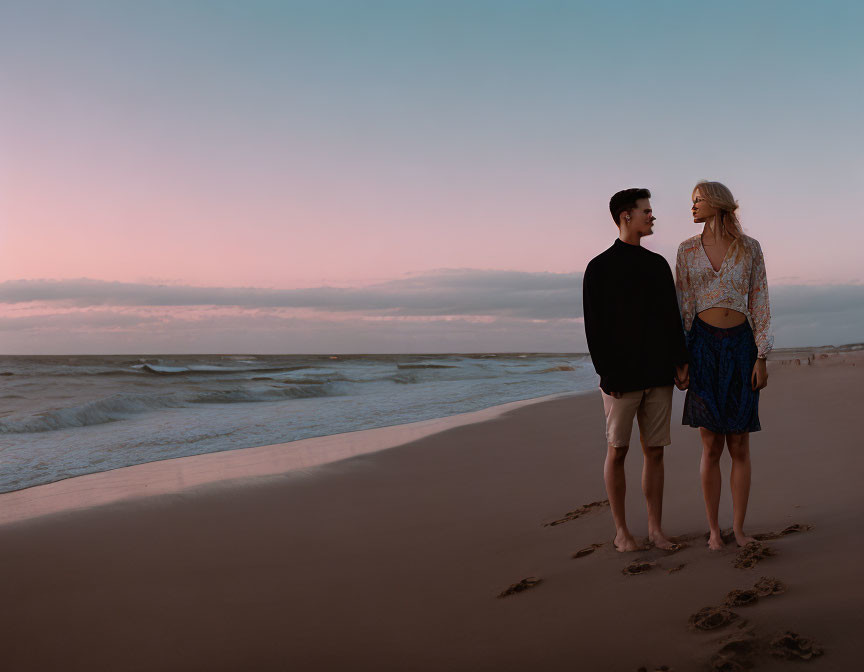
582,263,611,376
661,259,689,366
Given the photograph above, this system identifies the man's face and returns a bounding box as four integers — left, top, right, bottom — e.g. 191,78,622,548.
626,198,656,236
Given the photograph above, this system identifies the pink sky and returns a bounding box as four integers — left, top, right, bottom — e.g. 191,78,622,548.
2,159,859,290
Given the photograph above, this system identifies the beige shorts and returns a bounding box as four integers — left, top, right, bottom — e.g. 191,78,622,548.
601,385,674,448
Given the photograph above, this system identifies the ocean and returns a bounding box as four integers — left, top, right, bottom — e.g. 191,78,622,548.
0,353,598,493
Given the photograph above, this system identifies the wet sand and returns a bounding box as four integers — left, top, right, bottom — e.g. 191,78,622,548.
1,351,862,671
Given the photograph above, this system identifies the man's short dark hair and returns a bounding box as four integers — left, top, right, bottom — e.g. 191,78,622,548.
609,188,651,226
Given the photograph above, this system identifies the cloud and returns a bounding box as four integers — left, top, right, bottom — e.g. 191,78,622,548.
0,272,862,353
3,272,862,320
0,271,583,319
0,310,161,332
770,283,864,316
0,310,585,355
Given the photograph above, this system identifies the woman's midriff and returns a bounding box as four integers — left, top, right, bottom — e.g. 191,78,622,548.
698,307,747,328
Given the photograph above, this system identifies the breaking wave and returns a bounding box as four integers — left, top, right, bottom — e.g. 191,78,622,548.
136,364,311,375
0,384,334,434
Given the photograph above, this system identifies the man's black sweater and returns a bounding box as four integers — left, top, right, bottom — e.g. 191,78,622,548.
582,238,689,395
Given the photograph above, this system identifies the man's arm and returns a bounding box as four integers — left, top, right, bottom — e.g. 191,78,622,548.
660,259,690,388
582,262,614,392
661,260,689,363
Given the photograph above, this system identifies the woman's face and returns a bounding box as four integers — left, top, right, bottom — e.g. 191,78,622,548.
691,189,717,223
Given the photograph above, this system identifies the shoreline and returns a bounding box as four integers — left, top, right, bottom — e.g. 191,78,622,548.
1,341,855,526
0,390,580,527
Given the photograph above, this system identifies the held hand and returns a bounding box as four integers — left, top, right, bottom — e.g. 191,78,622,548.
751,358,768,391
674,363,689,391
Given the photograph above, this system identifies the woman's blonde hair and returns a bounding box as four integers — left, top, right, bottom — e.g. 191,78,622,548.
693,180,742,240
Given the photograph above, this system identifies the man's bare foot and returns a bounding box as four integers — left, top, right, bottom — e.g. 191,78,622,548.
707,532,725,551
613,532,642,552
734,531,756,546
648,531,677,550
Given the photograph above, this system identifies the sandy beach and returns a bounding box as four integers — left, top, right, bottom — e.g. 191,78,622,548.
1,351,862,671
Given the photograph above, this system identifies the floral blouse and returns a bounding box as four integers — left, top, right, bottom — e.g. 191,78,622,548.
675,234,774,358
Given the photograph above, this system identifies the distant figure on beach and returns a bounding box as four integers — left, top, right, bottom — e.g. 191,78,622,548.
582,188,690,552
675,180,772,550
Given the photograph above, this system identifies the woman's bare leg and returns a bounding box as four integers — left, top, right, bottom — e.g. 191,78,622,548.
727,432,755,545
699,428,726,550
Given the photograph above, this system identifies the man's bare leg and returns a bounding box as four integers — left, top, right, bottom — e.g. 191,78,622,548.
699,428,726,550
727,432,755,546
604,444,640,551
641,443,674,549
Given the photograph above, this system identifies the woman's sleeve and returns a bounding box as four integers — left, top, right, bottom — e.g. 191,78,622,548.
748,239,774,357
675,244,696,332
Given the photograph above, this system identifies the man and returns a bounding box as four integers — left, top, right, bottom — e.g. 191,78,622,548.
582,188,689,552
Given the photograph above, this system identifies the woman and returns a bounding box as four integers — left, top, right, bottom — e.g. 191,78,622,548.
675,181,772,550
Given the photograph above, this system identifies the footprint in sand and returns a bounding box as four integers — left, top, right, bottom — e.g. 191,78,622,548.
769,630,824,660
642,540,688,553
572,543,604,559
694,576,810,668
753,576,786,596
624,540,688,563
733,541,773,569
667,541,688,553
706,628,824,667
689,606,740,631
622,560,657,576
543,499,609,527
754,523,812,541
719,576,784,609
497,576,542,598
724,589,759,607
708,630,758,671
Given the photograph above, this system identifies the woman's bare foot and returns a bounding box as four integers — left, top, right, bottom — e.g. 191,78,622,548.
734,531,756,546
613,532,642,552
648,531,677,550
707,531,725,551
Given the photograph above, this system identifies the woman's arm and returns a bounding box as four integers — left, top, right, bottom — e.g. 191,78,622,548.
748,239,773,359
749,239,773,390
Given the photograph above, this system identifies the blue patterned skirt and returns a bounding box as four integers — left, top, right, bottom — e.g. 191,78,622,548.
683,316,761,434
